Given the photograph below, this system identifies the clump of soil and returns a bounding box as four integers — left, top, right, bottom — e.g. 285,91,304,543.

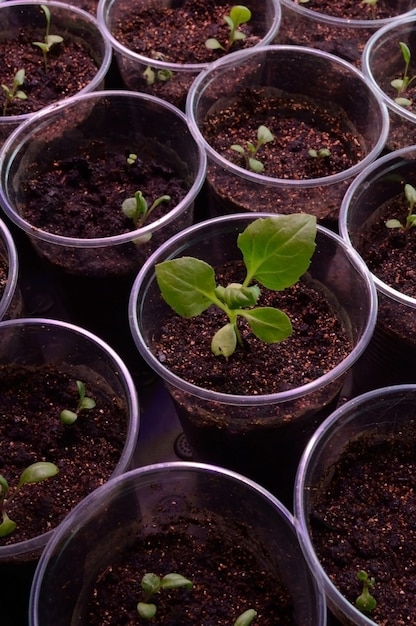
0,363,128,545
310,423,416,626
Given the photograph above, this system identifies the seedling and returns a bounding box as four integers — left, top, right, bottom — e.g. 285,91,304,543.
143,51,173,86
1,69,27,116
32,4,64,70
127,153,138,165
355,570,377,614
308,147,331,159
0,462,59,537
361,0,378,19
60,380,96,425
122,190,171,229
156,214,317,358
231,125,274,173
386,182,416,233
234,609,257,626
137,572,193,619
391,42,416,107
205,5,252,52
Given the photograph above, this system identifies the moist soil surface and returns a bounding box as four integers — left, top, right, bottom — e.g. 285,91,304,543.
152,261,352,395
0,363,128,546
0,26,98,117
84,516,295,625
0,256,6,303
112,0,263,65
310,422,416,626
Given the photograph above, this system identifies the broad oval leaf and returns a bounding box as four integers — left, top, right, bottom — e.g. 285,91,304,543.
385,218,403,229
229,5,252,27
237,215,317,291
161,573,193,590
155,257,217,317
240,307,292,343
234,608,258,626
17,461,59,489
137,602,157,619
141,572,161,595
211,323,237,357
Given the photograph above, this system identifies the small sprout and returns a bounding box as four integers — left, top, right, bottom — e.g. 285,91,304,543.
231,125,274,173
308,147,331,159
143,51,173,86
0,462,59,537
234,609,258,626
60,380,96,425
1,69,27,116
122,190,171,229
156,214,317,358
391,42,416,106
32,4,64,70
386,182,416,233
205,5,252,52
127,153,137,165
361,0,378,18
137,572,193,619
355,570,377,614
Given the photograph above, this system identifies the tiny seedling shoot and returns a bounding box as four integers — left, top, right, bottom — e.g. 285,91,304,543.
355,570,377,614
361,0,378,19
205,5,252,52
231,125,274,173
122,190,171,229
391,42,416,107
155,214,317,358
308,147,331,159
136,572,193,619
1,69,27,116
0,462,59,537
32,4,64,70
385,182,416,233
60,380,96,425
234,609,257,626
143,51,173,86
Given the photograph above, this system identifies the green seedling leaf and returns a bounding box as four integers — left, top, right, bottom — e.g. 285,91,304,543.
33,4,64,69
2,69,27,115
60,380,96,424
238,214,317,290
400,41,411,66
240,307,292,343
248,157,264,173
141,572,161,597
231,125,274,172
257,124,274,145
386,218,403,229
156,214,317,357
229,5,252,29
205,4,251,51
0,512,16,538
122,191,171,229
234,609,258,626
160,573,193,590
395,96,412,106
137,602,157,619
17,462,59,488
156,257,217,317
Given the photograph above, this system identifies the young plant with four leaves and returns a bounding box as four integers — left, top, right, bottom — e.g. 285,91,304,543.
355,570,377,614
0,462,59,537
32,4,64,70
205,5,252,52
60,380,96,425
1,69,27,116
155,214,317,358
391,41,416,107
230,125,274,173
386,182,416,233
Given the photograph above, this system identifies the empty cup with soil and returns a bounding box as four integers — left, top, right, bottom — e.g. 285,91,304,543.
295,384,416,626
339,145,416,392
0,0,112,146
186,45,389,229
0,90,206,375
0,218,22,321
276,0,416,67
29,462,327,625
362,14,416,151
97,0,281,111
129,213,377,509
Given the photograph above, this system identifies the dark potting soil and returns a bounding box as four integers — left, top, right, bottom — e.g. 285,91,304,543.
152,262,352,396
0,257,6,302
289,0,408,21
203,87,364,182
0,26,98,117
0,363,128,546
112,0,262,65
310,423,416,626
84,518,295,625
21,139,188,240
356,193,416,300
